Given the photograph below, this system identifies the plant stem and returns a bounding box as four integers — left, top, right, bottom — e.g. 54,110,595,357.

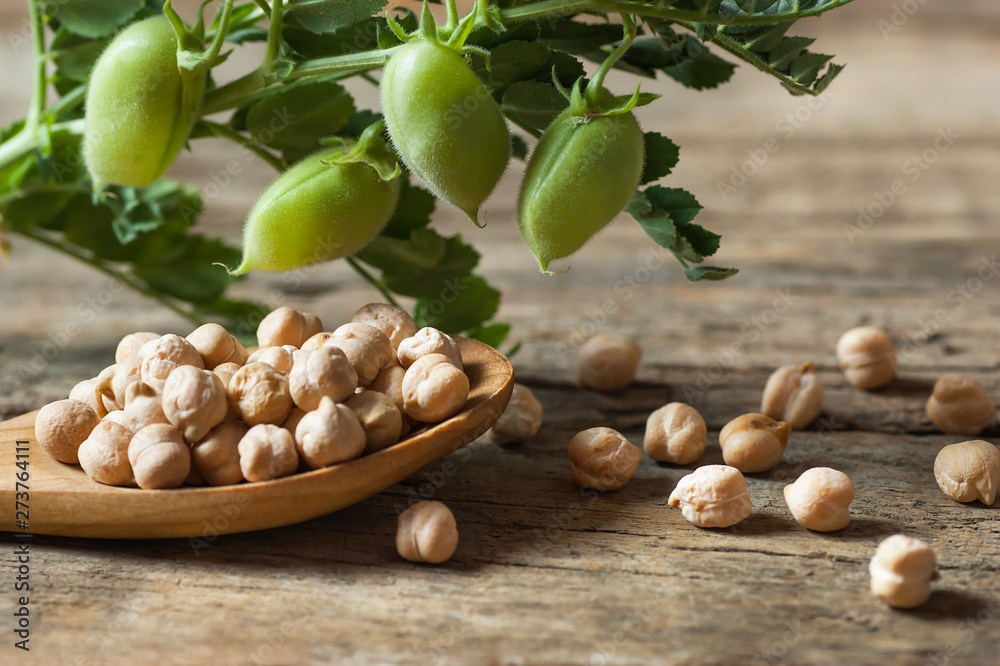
345,257,400,308
13,227,203,326
25,0,46,137
0,119,84,172
201,120,285,170
263,0,283,69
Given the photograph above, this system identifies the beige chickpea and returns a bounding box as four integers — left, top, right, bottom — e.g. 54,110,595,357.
836,326,896,390
300,331,337,352
353,302,417,350
121,381,170,431
257,306,311,348
783,467,855,532
128,424,191,490
137,334,204,388
719,413,791,473
667,465,752,528
933,440,1000,505
227,362,294,425
567,427,642,491
101,410,135,435
78,421,134,487
402,353,470,422
192,421,248,486
397,327,462,369
287,346,358,411
94,362,141,416
212,362,243,420
247,345,297,375
369,365,412,437
575,334,642,392
238,424,299,482
643,402,707,465
326,323,394,385
282,407,308,436
293,397,367,468
487,383,543,445
162,366,229,443
869,535,939,609
186,323,246,369
761,362,824,430
345,391,403,453
115,331,160,365
68,378,103,414
396,501,459,564
35,399,100,464
302,312,324,342
925,375,995,436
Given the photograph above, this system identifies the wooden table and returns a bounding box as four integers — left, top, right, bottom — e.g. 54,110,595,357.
2,1,999,663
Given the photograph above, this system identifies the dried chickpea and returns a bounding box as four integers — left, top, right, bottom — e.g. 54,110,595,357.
370,365,406,416
869,535,939,609
282,407,308,435
396,501,459,564
402,353,470,422
192,420,248,486
35,399,100,464
397,327,462,369
925,375,995,436
128,424,190,490
643,402,706,465
783,467,855,532
186,323,246,369
69,378,103,414
137,334,204,388
212,362,242,420
326,323,394,385
302,312,324,342
247,345,297,374
353,302,417,350
933,440,1000,505
293,397,367,468
239,424,299,481
94,362,141,416
300,331,337,352
101,410,135,434
567,427,641,491
78,421,134,487
837,326,896,390
667,465,752,528
115,331,160,364
257,306,311,348
288,346,358,410
345,391,403,453
487,383,543,445
227,362,294,425
162,366,229,443
760,362,824,430
719,413,791,473
121,381,170,431
575,334,642,392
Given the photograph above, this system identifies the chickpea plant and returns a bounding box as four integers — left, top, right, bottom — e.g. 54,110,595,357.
0,0,855,343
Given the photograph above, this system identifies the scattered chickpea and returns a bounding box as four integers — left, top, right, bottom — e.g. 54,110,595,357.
397,327,462,369
567,427,642,491
288,346,358,410
643,402,706,465
836,326,896,390
128,424,191,490
35,399,100,464
719,413,791,473
487,383,543,446
186,323,246,369
162,366,229,443
192,420,248,486
238,423,299,481
353,303,417,350
575,334,642,392
760,362,824,430
396,501,459,564
115,332,160,365
137,334,204,388
78,421,134,487
327,323,395,385
345,391,403,453
227,362,294,426
247,345,297,374
783,467,855,532
257,306,312,348
293,397,367,468
925,375,996,436
402,353,470,422
667,465,752,528
869,534,939,609
933,440,1000,505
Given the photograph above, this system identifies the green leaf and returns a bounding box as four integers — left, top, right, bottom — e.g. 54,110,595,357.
355,229,446,273
464,323,510,348
383,234,481,300
413,275,500,335
49,27,108,83
538,19,624,55
132,235,242,303
2,189,76,232
288,0,387,35
470,41,551,91
640,132,680,184
501,81,568,132
467,20,540,49
283,15,383,58
244,80,356,162
511,134,529,160
628,187,720,263
684,266,739,282
662,38,737,90
48,0,144,39
382,177,436,239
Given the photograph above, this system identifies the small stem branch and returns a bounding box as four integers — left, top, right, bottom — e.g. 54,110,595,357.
0,119,84,172
263,0,283,69
288,46,399,80
345,257,400,308
201,69,266,114
201,120,285,170
25,0,47,136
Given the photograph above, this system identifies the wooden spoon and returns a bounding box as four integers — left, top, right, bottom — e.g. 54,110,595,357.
0,337,513,539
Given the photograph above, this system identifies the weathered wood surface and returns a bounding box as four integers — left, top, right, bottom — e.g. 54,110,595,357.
2,0,1000,664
